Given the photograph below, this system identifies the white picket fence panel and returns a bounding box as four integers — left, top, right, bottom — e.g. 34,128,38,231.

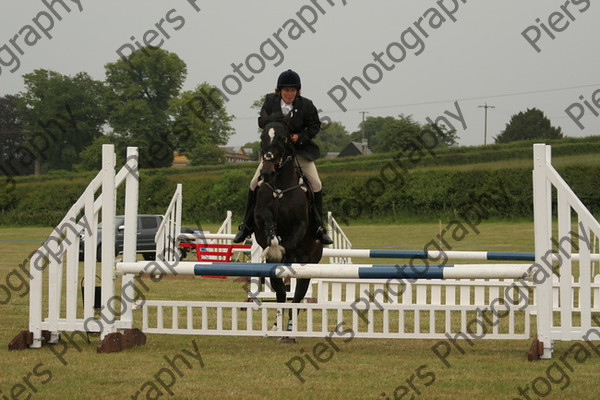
141,300,530,340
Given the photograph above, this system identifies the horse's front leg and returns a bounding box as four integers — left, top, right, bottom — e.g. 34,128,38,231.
254,204,289,333
255,206,286,263
287,278,311,331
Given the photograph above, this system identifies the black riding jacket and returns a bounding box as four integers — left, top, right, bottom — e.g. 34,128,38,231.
258,93,321,161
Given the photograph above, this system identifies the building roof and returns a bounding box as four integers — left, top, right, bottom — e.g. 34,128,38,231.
219,145,253,163
338,141,372,157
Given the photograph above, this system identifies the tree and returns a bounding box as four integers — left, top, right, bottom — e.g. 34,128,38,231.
188,139,226,165
75,135,116,171
371,115,422,153
350,116,396,150
250,95,267,135
251,95,266,111
169,83,234,152
104,47,187,168
495,108,563,143
352,115,458,153
0,95,29,175
17,69,107,172
424,123,459,148
314,121,350,154
242,141,260,161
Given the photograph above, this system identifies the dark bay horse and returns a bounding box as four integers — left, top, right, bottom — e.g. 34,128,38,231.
254,112,323,332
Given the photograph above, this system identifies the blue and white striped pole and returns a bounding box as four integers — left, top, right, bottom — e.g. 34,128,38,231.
116,261,534,280
323,249,535,261
322,248,600,262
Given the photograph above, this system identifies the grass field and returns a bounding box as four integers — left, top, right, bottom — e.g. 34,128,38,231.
1,222,600,400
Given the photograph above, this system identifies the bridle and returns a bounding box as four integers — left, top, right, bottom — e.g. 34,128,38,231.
259,122,306,199
260,121,294,169
262,148,293,170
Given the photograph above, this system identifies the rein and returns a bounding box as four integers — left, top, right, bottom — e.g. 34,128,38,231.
259,154,307,199
262,152,293,169
261,180,307,199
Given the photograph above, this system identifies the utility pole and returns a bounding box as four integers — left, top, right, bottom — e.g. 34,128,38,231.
359,111,369,154
478,103,495,145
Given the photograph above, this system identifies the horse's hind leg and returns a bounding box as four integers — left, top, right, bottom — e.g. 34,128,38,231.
292,279,311,303
268,277,287,331
270,277,287,303
287,278,311,331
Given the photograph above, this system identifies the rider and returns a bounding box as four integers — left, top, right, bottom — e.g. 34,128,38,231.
233,69,333,245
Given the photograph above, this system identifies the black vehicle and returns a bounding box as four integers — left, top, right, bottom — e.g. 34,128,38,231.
79,214,163,261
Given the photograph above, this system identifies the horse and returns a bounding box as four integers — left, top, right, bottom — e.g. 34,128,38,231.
253,112,323,335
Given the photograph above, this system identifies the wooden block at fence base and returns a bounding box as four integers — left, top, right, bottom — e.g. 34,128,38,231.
8,330,33,351
527,337,544,361
41,330,52,343
97,332,123,354
122,328,146,349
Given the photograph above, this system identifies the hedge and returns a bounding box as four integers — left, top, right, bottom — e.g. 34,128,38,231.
2,162,598,227
1,138,599,226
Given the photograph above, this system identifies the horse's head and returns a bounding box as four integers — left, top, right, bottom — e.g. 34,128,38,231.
259,112,294,183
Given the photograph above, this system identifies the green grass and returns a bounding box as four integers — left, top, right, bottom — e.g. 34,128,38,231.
1,223,600,400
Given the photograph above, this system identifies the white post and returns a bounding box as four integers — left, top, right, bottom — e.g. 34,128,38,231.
28,250,44,348
155,184,182,262
174,184,182,260
46,237,62,338
557,189,573,340
65,226,79,329
83,178,98,324
120,147,139,327
100,144,116,339
579,219,592,332
225,210,232,234
533,143,553,359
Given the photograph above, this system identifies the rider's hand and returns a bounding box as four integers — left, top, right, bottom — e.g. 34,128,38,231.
290,134,299,143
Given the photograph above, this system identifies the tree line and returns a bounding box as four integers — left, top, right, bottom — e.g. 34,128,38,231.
0,48,233,175
0,47,565,176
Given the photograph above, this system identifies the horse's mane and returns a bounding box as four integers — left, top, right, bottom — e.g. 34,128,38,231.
261,111,284,125
260,110,291,127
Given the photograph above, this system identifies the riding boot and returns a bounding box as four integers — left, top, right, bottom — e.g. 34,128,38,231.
313,191,333,245
233,189,255,243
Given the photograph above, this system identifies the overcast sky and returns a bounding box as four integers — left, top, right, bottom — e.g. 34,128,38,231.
1,0,599,148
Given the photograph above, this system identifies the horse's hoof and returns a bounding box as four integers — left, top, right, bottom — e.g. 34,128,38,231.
279,336,297,344
264,323,278,337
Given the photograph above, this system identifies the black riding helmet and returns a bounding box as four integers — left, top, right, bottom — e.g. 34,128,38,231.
277,69,301,89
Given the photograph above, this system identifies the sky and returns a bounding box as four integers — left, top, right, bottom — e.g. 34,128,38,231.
1,0,599,148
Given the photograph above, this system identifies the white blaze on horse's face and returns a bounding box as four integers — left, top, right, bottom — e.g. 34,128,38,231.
268,128,275,144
